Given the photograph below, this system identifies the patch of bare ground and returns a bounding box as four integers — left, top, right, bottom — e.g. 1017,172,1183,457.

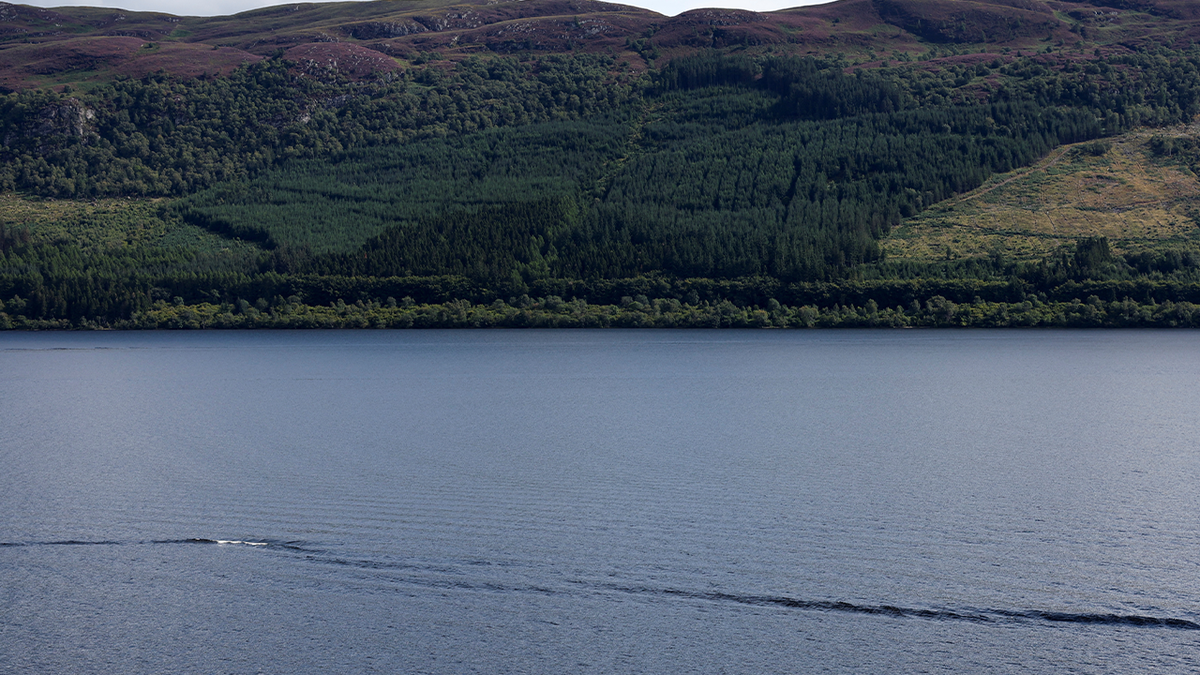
882,119,1200,261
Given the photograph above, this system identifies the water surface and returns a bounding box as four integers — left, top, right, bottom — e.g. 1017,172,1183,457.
2,330,1198,673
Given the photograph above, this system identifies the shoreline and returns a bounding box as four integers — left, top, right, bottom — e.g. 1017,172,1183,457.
4,295,1197,329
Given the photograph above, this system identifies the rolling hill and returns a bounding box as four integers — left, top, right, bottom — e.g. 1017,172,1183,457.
3,0,1200,90
3,0,1200,329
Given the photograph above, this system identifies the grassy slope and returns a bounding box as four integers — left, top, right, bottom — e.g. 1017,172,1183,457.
0,193,262,260
882,120,1200,262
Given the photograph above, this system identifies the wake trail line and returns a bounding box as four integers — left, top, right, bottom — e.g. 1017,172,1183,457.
8,540,1195,631
0,538,313,551
583,582,1200,631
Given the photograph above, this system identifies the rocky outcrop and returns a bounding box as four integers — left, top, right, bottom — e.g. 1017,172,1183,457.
345,20,429,39
3,97,94,148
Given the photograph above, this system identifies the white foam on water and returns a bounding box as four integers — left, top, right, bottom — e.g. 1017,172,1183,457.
216,540,268,546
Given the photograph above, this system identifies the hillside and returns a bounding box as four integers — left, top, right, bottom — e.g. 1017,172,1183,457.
3,0,1200,329
3,0,1200,91
884,121,1200,262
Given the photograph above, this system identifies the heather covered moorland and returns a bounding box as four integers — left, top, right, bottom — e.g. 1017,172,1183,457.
4,0,1200,328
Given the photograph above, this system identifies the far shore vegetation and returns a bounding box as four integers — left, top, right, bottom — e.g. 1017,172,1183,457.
5,44,1200,328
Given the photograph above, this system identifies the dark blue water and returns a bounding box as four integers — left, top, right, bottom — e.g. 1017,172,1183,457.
2,330,1199,673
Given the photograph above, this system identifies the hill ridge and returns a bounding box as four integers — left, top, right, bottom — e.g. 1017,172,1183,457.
3,0,1200,90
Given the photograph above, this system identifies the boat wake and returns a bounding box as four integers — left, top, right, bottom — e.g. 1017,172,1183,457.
5,538,1196,631
589,583,1200,630
0,538,299,549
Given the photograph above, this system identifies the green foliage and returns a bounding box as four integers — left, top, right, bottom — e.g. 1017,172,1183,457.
175,60,1123,282
311,197,582,281
18,282,1199,330
657,53,760,91
0,222,31,252
175,119,626,254
7,47,1200,328
0,54,632,198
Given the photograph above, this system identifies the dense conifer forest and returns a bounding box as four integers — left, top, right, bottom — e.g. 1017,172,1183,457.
4,0,1200,328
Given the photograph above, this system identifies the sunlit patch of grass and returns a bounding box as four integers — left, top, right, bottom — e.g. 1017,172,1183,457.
883,122,1200,262
0,194,180,247
0,193,262,261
